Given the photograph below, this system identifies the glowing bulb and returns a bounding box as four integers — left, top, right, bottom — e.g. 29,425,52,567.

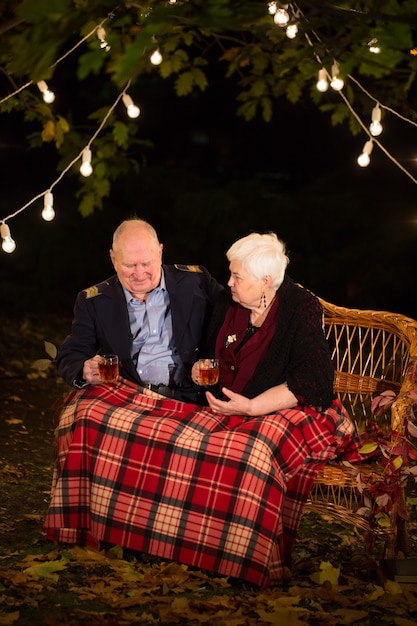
1,222,16,253
368,38,381,54
274,8,290,25
80,147,93,177
122,94,140,119
357,152,370,167
286,23,298,39
316,68,329,92
330,62,344,91
268,2,277,14
37,80,55,104
42,191,55,221
357,139,373,167
150,48,163,65
370,103,383,136
330,76,344,90
370,120,382,136
97,26,110,51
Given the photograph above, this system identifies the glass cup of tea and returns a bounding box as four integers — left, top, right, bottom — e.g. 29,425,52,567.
98,354,119,383
198,358,219,386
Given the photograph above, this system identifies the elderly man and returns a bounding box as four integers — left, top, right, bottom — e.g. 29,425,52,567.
57,218,224,403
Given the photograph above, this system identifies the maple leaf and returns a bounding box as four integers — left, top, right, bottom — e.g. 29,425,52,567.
24,560,68,581
310,561,340,585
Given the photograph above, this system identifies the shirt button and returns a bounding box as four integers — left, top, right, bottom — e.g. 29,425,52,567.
230,365,235,371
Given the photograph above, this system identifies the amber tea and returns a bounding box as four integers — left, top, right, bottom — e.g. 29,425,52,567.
98,354,119,383
199,359,219,386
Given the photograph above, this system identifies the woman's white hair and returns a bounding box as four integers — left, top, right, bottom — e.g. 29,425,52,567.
227,232,289,290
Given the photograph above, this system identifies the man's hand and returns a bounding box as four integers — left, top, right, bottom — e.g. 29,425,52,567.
82,355,103,385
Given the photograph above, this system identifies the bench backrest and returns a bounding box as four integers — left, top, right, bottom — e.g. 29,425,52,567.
318,298,417,433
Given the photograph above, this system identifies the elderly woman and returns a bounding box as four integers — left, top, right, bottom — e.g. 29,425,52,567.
194,231,335,416
43,231,353,588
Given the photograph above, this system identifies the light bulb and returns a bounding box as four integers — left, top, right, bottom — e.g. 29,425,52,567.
357,140,373,167
42,191,55,221
97,26,110,51
274,8,290,26
330,62,344,91
316,68,329,92
80,147,93,177
127,104,140,118
150,49,163,65
42,206,55,221
1,222,16,253
37,80,55,104
370,120,383,137
330,76,344,90
122,93,140,119
286,24,298,39
357,152,370,167
268,2,277,14
370,103,383,136
368,38,381,54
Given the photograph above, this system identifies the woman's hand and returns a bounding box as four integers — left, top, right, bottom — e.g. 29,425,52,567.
191,361,202,386
205,387,253,416
206,383,298,417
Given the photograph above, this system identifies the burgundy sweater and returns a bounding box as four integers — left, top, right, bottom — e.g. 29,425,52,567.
207,276,334,411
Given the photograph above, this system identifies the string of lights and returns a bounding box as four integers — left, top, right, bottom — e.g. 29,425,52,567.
277,2,417,179
1,2,416,252
1,79,139,252
0,18,110,108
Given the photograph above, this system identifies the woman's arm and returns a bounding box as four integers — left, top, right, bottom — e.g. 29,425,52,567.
205,382,298,417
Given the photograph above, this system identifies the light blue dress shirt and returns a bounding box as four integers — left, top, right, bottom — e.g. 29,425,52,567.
123,271,181,386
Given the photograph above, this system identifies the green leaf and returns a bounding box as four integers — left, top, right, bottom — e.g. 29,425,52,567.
286,80,302,104
31,358,53,372
392,455,404,470
175,72,194,96
376,512,392,528
44,341,57,359
260,97,273,123
358,442,379,454
237,99,258,122
24,559,68,581
191,67,208,91
113,121,130,148
77,50,107,80
78,192,100,217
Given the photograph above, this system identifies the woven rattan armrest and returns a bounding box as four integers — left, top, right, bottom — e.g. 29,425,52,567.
305,296,417,557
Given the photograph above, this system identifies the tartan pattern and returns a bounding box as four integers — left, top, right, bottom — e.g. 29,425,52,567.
43,379,354,587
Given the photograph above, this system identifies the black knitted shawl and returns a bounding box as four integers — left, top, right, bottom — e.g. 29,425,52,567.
207,275,334,411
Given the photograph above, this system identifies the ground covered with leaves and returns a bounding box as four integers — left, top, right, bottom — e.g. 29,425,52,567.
1,315,417,625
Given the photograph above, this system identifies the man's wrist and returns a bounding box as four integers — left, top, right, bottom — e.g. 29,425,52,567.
73,374,88,389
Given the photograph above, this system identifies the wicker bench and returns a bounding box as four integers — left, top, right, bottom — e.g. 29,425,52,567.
306,297,417,558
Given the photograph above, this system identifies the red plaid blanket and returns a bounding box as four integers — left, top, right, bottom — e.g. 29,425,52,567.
43,379,354,587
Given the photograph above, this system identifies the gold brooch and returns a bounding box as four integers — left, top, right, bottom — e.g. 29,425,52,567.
225,334,237,348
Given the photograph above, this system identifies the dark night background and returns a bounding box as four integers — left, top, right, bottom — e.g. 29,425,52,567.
1,65,417,321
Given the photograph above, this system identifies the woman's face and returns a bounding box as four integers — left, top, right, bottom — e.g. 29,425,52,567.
227,260,263,309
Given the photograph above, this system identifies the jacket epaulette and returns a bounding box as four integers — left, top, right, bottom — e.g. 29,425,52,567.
83,281,110,299
174,264,203,273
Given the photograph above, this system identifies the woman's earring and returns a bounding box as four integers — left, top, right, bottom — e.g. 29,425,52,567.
263,293,267,308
